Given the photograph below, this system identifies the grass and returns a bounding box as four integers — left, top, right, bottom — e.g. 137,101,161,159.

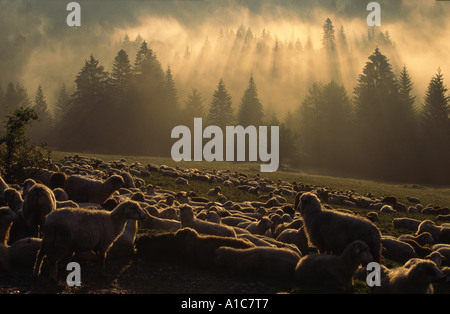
50,150,450,236
49,150,450,293
50,150,450,208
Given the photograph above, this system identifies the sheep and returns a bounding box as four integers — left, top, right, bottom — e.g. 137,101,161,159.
296,192,382,262
53,188,69,202
434,246,450,267
407,196,421,204
141,214,181,232
3,188,23,212
0,207,18,245
373,259,445,294
8,237,42,268
381,236,417,264
135,232,183,262
173,227,254,267
393,218,422,231
214,246,301,279
179,204,236,237
380,205,396,213
416,220,450,243
21,183,57,237
33,200,148,281
244,217,271,235
0,174,9,197
399,238,432,258
398,232,434,246
294,240,374,292
276,227,309,252
64,174,124,204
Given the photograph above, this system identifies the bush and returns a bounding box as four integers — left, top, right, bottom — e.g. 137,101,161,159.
0,107,51,183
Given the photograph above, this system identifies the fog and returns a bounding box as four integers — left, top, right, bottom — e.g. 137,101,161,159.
1,0,450,119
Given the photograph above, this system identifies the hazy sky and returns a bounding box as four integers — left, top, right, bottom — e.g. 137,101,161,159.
1,0,449,118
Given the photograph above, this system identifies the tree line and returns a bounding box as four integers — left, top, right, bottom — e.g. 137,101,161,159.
0,19,448,184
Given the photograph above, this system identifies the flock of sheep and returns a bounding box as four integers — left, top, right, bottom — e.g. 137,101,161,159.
0,154,450,293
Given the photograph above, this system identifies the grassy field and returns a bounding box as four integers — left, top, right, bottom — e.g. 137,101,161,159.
50,150,450,239
50,150,450,209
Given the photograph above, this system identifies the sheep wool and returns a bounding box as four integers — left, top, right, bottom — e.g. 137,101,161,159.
33,200,148,281
297,192,382,262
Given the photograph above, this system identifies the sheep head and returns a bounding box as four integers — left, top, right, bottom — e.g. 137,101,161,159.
120,201,148,221
349,240,373,266
107,175,125,190
175,227,199,240
298,192,322,216
408,260,446,284
2,188,22,210
179,205,195,222
0,207,18,226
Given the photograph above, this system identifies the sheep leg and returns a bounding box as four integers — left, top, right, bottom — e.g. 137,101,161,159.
46,253,59,282
33,248,46,278
95,250,107,278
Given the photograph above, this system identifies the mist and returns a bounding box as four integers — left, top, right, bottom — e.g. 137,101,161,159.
1,0,449,117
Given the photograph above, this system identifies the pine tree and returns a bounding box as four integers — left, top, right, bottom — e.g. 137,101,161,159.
420,69,450,184
165,66,179,109
33,85,52,124
111,49,132,95
422,69,450,133
54,83,71,121
237,75,264,126
339,25,347,47
74,55,110,102
207,79,233,128
398,66,416,113
183,88,204,120
29,85,52,143
322,18,336,52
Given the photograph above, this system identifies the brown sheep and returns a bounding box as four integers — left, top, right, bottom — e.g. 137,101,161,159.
297,192,382,262
64,174,124,204
295,240,374,292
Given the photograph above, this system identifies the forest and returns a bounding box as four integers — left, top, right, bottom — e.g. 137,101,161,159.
0,17,449,185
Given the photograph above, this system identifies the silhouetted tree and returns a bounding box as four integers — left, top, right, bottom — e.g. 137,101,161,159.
237,75,264,126
207,78,233,128
322,18,336,52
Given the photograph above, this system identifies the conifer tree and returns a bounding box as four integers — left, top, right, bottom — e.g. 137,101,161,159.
237,75,264,126
111,49,132,96
183,88,204,121
207,79,233,129
422,69,450,134
322,18,336,52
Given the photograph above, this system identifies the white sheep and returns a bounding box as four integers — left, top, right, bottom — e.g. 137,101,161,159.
141,214,181,232
381,236,417,264
373,259,445,294
64,174,124,204
296,192,382,262
22,183,57,237
295,240,374,292
179,204,236,237
33,200,148,281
